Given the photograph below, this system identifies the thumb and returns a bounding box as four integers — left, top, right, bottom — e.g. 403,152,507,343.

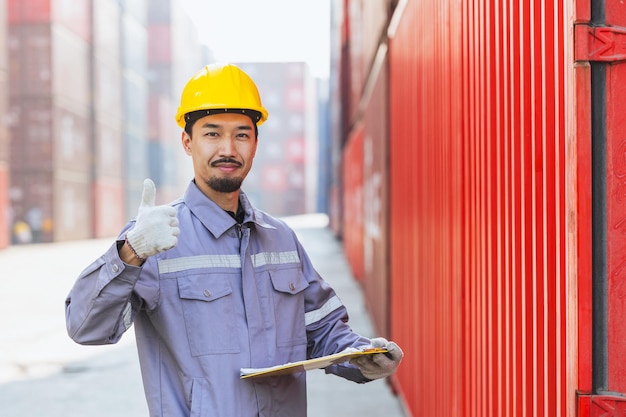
139,178,156,208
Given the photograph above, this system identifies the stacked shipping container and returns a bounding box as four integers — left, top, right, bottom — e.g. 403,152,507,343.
4,0,208,243
91,0,125,238
8,0,93,242
121,0,149,220
144,0,210,210
238,62,318,217
145,0,180,207
332,0,393,345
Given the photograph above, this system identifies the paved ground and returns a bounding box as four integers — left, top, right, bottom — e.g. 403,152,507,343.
0,213,407,417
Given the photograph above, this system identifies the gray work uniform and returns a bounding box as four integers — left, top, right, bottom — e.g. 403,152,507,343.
65,181,370,416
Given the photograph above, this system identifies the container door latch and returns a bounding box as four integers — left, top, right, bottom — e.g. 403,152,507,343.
578,393,626,417
575,24,626,63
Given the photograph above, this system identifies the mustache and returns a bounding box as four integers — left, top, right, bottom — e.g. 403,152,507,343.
211,158,242,167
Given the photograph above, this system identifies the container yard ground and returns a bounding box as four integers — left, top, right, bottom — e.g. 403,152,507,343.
0,213,407,417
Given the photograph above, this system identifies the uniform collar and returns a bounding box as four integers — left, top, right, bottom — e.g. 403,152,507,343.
183,180,275,238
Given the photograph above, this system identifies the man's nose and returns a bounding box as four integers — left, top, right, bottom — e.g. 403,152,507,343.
219,136,237,156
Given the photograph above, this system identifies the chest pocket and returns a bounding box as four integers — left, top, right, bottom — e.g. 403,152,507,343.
178,275,239,356
269,268,310,347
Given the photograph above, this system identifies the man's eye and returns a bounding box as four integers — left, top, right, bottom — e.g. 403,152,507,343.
204,132,218,137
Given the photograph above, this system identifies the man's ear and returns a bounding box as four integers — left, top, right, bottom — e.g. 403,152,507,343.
182,131,192,155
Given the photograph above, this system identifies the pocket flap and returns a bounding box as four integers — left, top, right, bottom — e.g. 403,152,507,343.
269,268,310,295
177,275,233,301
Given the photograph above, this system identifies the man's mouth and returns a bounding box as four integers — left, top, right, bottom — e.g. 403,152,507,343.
211,158,242,169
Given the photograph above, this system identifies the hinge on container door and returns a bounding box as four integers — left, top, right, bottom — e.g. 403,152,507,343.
578,393,626,417
575,24,626,62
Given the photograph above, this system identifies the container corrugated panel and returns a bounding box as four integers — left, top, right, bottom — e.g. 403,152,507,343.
94,121,123,177
51,26,90,108
316,79,331,214
10,98,54,172
8,0,51,24
346,0,390,125
50,105,92,240
8,24,52,98
94,60,122,122
93,178,124,238
147,94,174,143
122,0,148,25
48,106,94,240
0,163,8,248
124,133,149,219
52,0,90,42
237,62,311,216
10,101,91,242
122,15,147,76
53,176,91,241
147,0,170,24
52,104,91,172
93,0,121,63
148,24,172,65
0,0,7,72
342,126,364,282
360,57,389,336
123,74,148,145
328,0,344,235
147,141,178,190
8,166,56,243
388,0,571,416
0,0,7,248
147,63,172,96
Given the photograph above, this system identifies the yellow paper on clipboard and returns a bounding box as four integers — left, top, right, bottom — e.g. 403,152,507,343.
240,347,388,379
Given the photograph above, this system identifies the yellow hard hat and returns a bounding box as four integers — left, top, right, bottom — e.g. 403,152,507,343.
175,63,268,129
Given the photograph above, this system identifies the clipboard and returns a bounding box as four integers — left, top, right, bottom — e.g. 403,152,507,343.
240,347,388,379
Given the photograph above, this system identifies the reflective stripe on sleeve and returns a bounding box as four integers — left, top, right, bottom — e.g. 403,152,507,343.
305,295,343,326
158,255,241,274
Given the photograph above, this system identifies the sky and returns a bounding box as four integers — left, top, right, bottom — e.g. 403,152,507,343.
180,0,331,78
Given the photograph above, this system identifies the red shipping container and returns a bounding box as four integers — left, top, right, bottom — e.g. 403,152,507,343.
386,0,574,416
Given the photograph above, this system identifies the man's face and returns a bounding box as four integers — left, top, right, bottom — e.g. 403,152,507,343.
182,112,258,195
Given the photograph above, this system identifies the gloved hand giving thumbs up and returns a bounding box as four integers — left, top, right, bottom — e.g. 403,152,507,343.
125,179,180,262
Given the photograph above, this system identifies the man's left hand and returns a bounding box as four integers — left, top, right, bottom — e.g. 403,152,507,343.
350,337,403,380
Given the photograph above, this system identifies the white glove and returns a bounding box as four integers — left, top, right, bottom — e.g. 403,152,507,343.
125,179,179,261
350,337,403,380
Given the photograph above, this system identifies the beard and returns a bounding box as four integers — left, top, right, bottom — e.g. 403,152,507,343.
206,176,243,193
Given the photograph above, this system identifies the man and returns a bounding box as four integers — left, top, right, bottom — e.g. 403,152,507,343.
65,63,403,416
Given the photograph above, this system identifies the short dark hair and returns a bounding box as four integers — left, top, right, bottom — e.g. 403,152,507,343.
184,109,260,138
